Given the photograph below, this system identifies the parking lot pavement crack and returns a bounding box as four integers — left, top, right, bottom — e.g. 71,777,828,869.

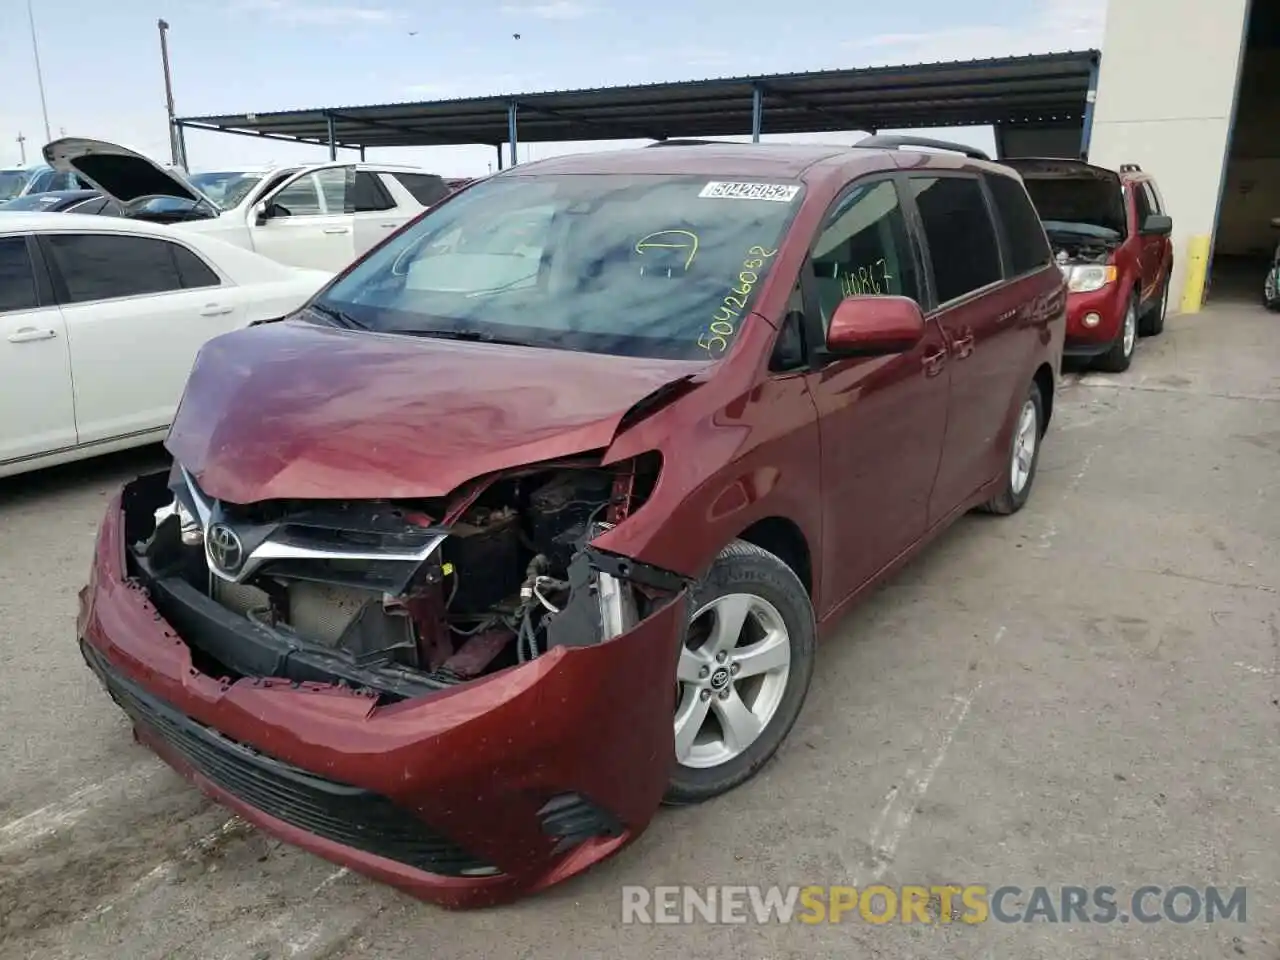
1270,613,1280,700
1119,564,1278,596
1074,380,1280,404
852,626,1005,888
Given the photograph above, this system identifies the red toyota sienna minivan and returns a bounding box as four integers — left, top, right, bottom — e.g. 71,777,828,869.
78,137,1066,907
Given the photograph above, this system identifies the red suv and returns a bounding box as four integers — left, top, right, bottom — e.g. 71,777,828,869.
1006,159,1173,372
78,137,1065,908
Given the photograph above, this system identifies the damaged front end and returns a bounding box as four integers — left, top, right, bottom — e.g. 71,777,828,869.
123,451,684,702
79,451,693,904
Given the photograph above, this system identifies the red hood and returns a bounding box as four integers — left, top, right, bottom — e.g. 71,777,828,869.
166,320,705,503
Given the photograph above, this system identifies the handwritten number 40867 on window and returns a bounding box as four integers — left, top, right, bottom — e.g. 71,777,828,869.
840,259,893,298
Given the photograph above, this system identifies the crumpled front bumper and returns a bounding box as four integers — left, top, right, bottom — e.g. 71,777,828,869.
78,483,689,908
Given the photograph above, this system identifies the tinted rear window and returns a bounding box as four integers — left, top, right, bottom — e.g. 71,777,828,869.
391,172,450,206
0,237,38,312
910,176,1003,304
172,245,221,288
985,173,1052,276
46,234,184,302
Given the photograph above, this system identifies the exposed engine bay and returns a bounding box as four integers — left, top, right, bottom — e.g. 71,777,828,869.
1053,237,1115,266
1046,224,1121,269
123,454,678,703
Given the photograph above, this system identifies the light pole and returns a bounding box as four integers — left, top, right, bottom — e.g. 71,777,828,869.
157,19,185,168
27,0,52,143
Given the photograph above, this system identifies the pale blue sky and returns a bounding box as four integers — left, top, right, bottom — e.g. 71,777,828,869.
2,0,1104,176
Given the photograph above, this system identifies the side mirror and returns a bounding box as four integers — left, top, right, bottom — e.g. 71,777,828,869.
254,201,287,226
826,295,926,356
1141,213,1173,236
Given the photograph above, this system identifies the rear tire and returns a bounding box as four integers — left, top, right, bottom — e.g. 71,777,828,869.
663,541,816,806
981,379,1044,516
1095,294,1138,373
1139,275,1168,336
1265,265,1280,312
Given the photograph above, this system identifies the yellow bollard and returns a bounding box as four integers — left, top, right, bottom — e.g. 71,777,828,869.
1180,234,1211,314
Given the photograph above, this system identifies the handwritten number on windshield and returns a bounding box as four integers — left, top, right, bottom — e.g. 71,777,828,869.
635,229,700,269
698,245,778,356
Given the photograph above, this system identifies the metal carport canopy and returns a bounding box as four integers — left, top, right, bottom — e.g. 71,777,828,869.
177,50,1100,154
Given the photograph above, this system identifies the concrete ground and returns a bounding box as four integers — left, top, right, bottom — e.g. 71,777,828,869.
1,302,1277,960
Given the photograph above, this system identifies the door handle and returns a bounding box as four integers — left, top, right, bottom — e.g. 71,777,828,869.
952,330,976,359
379,223,399,229
199,304,234,317
323,227,351,235
922,347,947,378
7,326,57,343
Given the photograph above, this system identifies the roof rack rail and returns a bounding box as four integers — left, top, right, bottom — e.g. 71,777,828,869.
647,138,724,147
1119,163,1142,172
854,135,991,162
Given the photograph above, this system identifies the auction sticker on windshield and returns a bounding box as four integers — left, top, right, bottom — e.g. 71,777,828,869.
698,181,801,202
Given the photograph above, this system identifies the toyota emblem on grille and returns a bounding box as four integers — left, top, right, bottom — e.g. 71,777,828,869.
206,522,244,573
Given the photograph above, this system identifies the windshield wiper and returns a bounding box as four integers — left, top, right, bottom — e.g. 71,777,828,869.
387,327,543,347
307,303,369,330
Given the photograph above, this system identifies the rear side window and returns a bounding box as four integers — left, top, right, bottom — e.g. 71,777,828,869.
1141,182,1162,215
1149,181,1165,213
171,245,221,288
390,172,450,207
1132,183,1154,221
46,234,184,303
985,173,1053,276
0,237,38,312
809,179,921,330
350,171,396,212
910,176,1002,304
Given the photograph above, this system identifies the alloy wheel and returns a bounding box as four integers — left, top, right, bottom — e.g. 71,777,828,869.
674,593,792,769
1122,302,1137,358
1010,398,1038,496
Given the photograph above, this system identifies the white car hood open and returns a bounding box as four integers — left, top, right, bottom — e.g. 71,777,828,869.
43,137,209,206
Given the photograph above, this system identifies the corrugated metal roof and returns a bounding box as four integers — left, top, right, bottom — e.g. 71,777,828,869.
178,50,1100,150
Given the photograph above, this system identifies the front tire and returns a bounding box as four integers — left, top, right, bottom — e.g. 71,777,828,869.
981,379,1044,516
1265,265,1280,312
664,540,816,806
1095,294,1138,373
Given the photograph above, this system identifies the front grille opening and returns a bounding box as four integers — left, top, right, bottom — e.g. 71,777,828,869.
81,640,498,878
186,641,241,684
537,792,624,855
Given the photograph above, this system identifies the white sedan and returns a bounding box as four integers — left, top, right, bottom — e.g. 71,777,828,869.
0,212,330,478
44,138,451,272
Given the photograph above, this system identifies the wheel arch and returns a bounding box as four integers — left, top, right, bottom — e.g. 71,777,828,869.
734,515,814,598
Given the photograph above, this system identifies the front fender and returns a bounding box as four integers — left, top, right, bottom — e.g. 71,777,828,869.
593,335,823,596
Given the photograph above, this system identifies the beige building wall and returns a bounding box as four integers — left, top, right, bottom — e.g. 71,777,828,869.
1088,0,1251,300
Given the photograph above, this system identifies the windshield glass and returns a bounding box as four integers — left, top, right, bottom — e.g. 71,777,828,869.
189,171,264,209
315,173,803,360
1021,177,1126,237
0,192,72,211
0,171,31,202
124,194,219,222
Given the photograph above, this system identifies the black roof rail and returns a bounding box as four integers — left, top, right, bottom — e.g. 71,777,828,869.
1119,163,1142,172
647,138,723,147
854,134,991,162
